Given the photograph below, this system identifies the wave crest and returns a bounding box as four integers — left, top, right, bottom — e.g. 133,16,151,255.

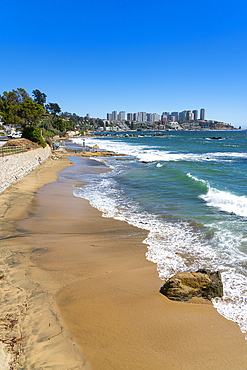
200,188,247,217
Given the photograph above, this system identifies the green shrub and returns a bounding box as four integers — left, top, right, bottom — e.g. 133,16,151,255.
39,118,53,131
44,130,55,138
22,126,46,148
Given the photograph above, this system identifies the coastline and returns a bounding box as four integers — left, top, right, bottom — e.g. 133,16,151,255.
0,156,91,369
1,153,247,369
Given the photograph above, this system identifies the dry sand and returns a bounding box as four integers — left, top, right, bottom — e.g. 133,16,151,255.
1,155,247,369
0,156,91,369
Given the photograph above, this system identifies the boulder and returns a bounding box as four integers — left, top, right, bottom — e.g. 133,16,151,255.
160,269,223,301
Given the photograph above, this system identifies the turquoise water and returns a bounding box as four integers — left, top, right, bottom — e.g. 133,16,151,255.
72,131,247,337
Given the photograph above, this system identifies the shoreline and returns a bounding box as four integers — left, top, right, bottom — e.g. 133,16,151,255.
0,156,91,369
1,153,247,369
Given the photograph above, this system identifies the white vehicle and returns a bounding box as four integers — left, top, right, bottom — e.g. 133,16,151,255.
8,132,22,139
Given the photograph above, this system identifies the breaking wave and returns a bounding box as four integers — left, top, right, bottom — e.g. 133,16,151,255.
187,173,247,218
72,137,247,163
73,168,247,338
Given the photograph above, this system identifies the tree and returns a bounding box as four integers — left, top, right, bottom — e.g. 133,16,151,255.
53,117,66,132
60,111,71,119
2,88,29,106
0,88,28,126
32,89,47,107
70,113,80,124
1,103,23,126
45,102,61,120
97,119,104,127
19,98,45,126
0,89,45,127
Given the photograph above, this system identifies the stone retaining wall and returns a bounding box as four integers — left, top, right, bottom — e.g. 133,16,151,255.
0,145,51,193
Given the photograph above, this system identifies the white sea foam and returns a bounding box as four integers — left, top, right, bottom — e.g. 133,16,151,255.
73,168,247,339
201,188,247,217
187,172,208,185
187,173,247,218
72,137,247,163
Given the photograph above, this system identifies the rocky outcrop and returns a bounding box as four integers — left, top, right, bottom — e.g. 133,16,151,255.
160,269,223,301
81,151,122,157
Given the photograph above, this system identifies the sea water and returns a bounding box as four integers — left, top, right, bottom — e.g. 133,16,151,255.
71,131,247,338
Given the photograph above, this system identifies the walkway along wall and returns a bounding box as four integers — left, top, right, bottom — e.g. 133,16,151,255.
0,145,51,193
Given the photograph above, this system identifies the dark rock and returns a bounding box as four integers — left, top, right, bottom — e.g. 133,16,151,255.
160,270,223,301
196,269,223,300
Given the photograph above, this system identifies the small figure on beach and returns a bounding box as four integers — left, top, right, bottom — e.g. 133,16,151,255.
38,157,41,165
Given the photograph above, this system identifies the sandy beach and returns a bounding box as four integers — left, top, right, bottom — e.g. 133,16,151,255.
0,156,90,369
1,154,247,369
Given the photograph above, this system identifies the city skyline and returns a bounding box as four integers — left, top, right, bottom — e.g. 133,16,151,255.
1,1,247,127
106,109,207,123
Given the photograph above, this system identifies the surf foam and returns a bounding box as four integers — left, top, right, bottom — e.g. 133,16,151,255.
73,167,247,339
73,137,247,163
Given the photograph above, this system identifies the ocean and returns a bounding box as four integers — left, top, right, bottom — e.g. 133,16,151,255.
71,130,247,338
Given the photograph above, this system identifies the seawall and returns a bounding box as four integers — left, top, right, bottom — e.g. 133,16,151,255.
0,145,51,193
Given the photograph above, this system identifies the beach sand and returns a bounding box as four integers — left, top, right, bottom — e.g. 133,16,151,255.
0,156,91,369
1,155,247,369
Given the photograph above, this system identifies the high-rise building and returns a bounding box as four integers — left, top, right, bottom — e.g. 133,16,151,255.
86,113,90,118
192,110,198,120
200,108,206,120
153,113,160,122
107,113,112,121
179,111,187,121
161,114,167,123
141,112,147,122
133,113,138,121
136,112,142,122
118,111,126,121
127,113,133,121
147,113,159,122
112,111,118,120
171,112,179,121
136,112,147,122
186,111,192,121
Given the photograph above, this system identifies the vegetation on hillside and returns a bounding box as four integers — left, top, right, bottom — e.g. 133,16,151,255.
22,126,46,148
0,88,235,142
0,87,97,145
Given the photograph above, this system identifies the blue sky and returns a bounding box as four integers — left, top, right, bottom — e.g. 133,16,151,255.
1,0,247,127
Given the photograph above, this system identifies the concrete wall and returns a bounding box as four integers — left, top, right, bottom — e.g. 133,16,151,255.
0,145,51,193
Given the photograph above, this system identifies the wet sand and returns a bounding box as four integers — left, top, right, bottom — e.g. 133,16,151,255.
1,155,247,369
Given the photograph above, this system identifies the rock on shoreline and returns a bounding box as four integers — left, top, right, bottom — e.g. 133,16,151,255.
160,269,223,301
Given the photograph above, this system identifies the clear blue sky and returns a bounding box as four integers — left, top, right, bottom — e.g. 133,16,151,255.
1,0,247,127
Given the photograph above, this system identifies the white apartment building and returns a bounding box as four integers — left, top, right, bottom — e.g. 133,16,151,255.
118,111,126,121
